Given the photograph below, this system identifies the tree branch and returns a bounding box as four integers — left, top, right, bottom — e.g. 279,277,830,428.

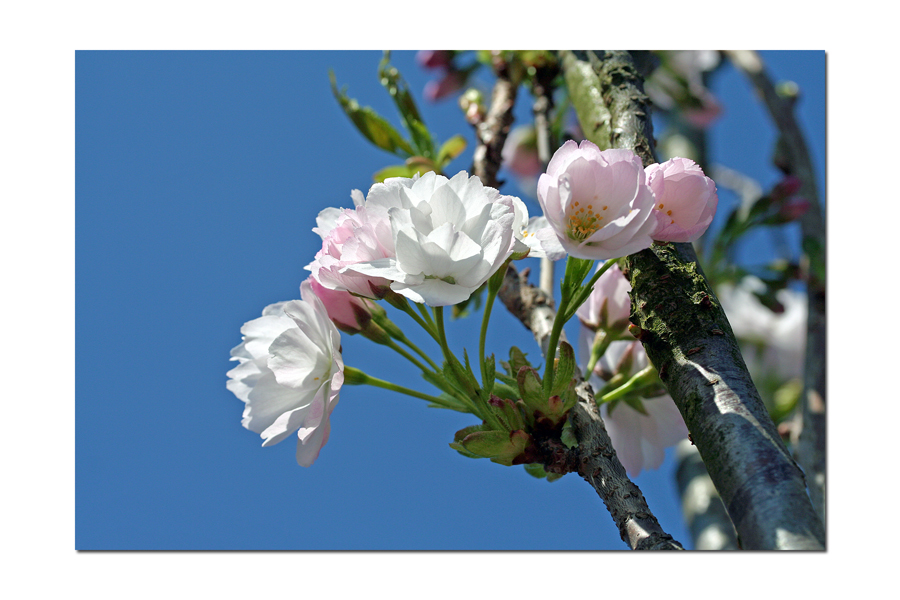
586,50,824,550
498,264,683,550
675,440,739,550
725,50,826,525
471,56,518,190
531,62,557,296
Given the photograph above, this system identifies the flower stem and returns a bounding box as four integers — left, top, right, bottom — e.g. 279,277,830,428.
479,281,501,390
395,298,440,343
384,338,433,375
585,328,611,376
434,306,503,430
395,335,441,372
343,366,458,408
599,365,659,404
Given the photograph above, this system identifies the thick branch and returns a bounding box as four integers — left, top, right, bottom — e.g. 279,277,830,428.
675,440,739,550
499,264,682,550
559,51,612,150
588,50,824,550
726,50,826,524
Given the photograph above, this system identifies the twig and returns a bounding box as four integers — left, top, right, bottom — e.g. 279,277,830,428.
726,50,826,525
498,264,683,550
471,55,518,189
589,50,824,550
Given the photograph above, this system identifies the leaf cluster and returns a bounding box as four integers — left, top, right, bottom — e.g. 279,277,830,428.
330,52,468,182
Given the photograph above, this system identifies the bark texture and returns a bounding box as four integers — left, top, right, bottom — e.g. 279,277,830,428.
582,50,824,549
675,440,739,550
471,57,518,189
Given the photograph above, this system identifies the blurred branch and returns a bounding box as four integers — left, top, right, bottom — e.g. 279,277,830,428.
675,440,738,550
531,62,557,296
471,55,518,189
585,50,824,550
726,50,826,525
498,264,682,550
559,51,612,150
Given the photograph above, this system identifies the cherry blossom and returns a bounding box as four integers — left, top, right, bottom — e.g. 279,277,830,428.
537,140,656,260
645,157,718,243
226,281,344,467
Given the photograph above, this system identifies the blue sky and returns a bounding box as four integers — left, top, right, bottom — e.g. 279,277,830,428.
75,50,825,551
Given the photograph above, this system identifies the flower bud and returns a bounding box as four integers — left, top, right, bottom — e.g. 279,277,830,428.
308,277,373,334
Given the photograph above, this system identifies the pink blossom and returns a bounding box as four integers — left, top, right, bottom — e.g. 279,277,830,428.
537,140,657,260
346,171,525,306
576,262,632,333
578,334,688,476
424,70,466,102
778,197,811,221
307,276,374,334
716,276,807,383
416,50,452,70
307,196,395,300
645,157,718,243
682,89,723,129
502,125,543,179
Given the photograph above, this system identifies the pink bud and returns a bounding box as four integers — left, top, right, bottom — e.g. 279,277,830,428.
778,197,811,221
771,176,802,201
682,90,723,129
307,277,373,334
424,70,466,102
416,50,452,70
646,157,718,243
576,263,632,333
502,126,543,178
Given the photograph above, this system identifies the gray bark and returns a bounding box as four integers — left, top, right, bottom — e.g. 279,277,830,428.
579,50,824,550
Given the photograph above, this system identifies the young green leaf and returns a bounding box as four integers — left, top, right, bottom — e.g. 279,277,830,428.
329,70,415,157
377,53,435,158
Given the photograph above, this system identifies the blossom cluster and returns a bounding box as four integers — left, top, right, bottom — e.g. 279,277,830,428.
227,141,717,469
537,140,718,259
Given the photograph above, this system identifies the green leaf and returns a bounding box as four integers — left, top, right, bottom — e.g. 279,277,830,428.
377,53,435,158
428,393,475,414
494,371,518,388
449,442,483,459
550,341,576,397
561,417,578,448
491,382,519,400
422,369,460,398
487,395,525,432
483,354,496,396
459,430,511,458
436,134,467,168
523,463,548,479
622,394,650,416
373,164,420,182
516,366,544,405
329,70,415,157
507,347,532,375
